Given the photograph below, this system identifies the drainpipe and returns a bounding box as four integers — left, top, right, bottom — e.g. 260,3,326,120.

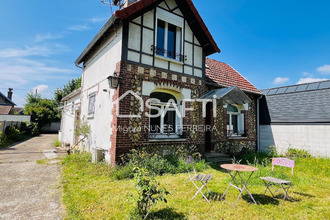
257,95,263,152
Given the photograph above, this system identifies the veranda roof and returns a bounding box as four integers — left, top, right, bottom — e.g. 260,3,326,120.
199,87,252,105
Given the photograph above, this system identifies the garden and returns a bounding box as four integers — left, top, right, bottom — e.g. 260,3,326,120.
61,148,330,219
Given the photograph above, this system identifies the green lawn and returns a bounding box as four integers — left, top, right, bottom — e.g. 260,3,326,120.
61,154,330,219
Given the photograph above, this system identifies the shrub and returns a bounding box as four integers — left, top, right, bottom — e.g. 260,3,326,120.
132,167,169,218
5,126,25,141
286,148,311,158
112,148,208,180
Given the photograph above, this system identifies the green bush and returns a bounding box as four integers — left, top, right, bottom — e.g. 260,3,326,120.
5,126,25,141
112,148,208,180
286,148,311,158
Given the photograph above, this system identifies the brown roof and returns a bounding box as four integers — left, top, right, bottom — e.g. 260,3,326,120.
205,58,261,94
115,0,220,55
0,105,12,115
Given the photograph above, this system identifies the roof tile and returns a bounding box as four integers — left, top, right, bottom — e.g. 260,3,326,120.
205,58,261,94
0,105,12,115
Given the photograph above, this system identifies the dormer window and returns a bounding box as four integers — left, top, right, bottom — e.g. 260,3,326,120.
153,8,184,62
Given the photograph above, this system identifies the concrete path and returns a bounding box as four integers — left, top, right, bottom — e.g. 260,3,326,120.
0,134,64,220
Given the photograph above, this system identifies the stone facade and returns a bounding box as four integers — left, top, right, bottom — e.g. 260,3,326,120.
112,61,207,162
109,61,258,164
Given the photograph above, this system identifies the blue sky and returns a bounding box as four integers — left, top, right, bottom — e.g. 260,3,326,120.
0,0,329,106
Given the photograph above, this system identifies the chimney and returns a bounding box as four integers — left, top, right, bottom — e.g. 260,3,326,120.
7,88,13,101
121,0,138,8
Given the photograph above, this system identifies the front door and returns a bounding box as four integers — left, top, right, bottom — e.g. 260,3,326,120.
205,102,213,152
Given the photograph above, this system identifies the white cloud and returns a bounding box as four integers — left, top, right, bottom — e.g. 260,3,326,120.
0,46,53,58
34,33,64,43
33,84,49,94
68,24,90,31
0,58,74,87
88,17,107,23
0,44,68,58
317,64,330,74
273,77,289,85
297,78,328,84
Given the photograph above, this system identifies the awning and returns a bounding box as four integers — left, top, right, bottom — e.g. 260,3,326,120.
199,87,252,105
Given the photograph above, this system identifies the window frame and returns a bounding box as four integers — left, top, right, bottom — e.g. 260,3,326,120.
88,93,96,117
155,8,183,63
148,91,183,139
226,105,245,137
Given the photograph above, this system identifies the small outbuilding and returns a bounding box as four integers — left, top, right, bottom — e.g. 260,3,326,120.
259,80,330,157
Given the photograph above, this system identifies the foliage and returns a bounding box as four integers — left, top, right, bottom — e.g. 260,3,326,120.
54,138,61,147
62,152,330,219
24,92,60,130
4,126,25,141
286,148,311,158
74,116,90,138
54,77,81,105
132,167,169,218
19,121,39,136
113,148,208,180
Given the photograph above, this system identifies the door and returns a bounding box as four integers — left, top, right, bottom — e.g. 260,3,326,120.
205,102,212,152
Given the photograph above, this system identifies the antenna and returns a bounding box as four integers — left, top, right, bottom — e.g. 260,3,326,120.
101,0,122,14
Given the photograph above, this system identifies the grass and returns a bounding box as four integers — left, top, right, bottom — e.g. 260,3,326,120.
61,153,330,219
54,138,61,147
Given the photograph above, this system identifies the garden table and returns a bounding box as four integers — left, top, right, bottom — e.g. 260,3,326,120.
220,164,258,208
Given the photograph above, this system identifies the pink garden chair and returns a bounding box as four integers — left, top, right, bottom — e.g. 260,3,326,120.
260,158,295,205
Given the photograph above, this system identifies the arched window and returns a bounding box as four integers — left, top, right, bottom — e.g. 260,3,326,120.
149,91,181,138
227,104,245,137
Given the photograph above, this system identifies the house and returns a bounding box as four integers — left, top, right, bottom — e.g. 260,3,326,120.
0,88,15,115
58,88,81,147
259,80,330,157
0,88,31,133
68,0,261,165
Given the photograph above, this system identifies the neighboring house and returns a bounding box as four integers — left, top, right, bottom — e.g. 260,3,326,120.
0,88,15,115
259,80,330,157
0,88,31,133
58,88,81,147
71,0,261,165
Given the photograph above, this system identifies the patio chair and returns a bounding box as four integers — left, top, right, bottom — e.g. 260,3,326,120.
185,155,213,203
260,157,294,205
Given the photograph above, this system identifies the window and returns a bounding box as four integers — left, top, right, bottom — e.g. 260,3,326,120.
155,19,182,60
227,105,245,137
149,92,181,138
88,93,96,116
154,8,183,61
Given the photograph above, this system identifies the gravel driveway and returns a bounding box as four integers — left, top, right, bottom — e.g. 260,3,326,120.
0,134,64,220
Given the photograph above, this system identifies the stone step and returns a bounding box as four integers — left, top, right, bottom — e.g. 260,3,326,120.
204,153,232,164
204,153,230,158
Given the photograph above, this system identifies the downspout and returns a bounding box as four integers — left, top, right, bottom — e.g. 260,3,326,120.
257,95,263,152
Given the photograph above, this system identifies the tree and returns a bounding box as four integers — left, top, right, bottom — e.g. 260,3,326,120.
54,77,81,104
24,92,60,130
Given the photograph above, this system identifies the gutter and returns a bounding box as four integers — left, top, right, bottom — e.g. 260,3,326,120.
256,95,263,152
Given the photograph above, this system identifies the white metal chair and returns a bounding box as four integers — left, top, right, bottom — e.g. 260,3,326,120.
260,157,295,205
185,155,213,203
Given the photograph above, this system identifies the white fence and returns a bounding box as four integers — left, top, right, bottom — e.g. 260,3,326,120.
0,115,31,134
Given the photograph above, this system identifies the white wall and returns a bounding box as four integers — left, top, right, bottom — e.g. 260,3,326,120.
59,94,81,147
260,124,330,157
80,25,123,163
0,115,31,133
